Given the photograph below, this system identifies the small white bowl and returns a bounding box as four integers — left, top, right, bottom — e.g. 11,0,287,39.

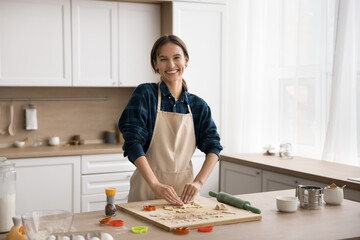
48,136,60,146
14,141,25,148
276,196,298,212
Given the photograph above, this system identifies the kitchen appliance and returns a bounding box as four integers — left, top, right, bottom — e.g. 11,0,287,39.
296,185,323,210
0,157,16,233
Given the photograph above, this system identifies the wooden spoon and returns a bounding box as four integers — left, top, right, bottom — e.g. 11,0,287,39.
8,104,16,136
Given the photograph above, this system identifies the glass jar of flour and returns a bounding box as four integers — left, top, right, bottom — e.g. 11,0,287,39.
0,157,16,233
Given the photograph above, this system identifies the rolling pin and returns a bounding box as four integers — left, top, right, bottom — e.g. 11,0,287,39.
209,191,261,214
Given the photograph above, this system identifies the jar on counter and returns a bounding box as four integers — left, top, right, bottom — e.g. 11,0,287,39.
279,143,293,159
0,157,16,233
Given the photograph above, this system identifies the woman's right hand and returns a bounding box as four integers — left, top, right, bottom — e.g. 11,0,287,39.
151,183,184,206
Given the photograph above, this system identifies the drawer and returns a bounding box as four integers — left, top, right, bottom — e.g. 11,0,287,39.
82,172,133,195
81,153,135,174
81,192,129,212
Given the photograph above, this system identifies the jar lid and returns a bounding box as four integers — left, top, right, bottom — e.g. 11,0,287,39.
0,157,15,170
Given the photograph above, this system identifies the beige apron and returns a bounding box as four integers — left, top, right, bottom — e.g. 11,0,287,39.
128,84,196,202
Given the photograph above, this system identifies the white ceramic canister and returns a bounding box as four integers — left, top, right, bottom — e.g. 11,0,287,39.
324,183,344,205
0,157,16,233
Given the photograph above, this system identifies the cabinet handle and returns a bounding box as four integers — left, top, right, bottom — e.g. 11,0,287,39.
256,171,260,175
127,175,132,179
294,180,299,184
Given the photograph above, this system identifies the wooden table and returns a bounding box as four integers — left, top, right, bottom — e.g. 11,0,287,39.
1,190,359,240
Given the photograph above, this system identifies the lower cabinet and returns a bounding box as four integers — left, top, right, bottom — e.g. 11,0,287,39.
80,154,135,212
220,162,360,202
10,156,81,215
262,170,327,192
220,161,262,195
192,152,220,197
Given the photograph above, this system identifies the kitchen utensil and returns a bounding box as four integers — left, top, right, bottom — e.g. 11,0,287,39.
7,216,27,240
324,183,344,205
296,185,323,210
209,191,261,214
21,210,73,240
0,157,16,233
276,196,298,212
8,104,16,136
0,108,6,135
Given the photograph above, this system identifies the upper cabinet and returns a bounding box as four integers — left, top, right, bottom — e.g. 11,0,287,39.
0,0,72,86
72,0,118,87
72,1,160,87
0,0,160,87
118,2,160,86
169,2,226,132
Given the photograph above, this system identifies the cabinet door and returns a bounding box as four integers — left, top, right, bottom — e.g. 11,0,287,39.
81,192,128,212
262,170,327,192
72,0,118,87
0,0,71,86
118,2,161,86
172,2,226,131
220,161,262,195
82,172,133,195
192,153,219,197
81,153,135,174
10,156,81,214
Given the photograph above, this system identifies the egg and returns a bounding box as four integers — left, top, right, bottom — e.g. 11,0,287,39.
73,235,85,240
101,232,114,240
46,235,56,240
89,237,100,240
58,236,70,240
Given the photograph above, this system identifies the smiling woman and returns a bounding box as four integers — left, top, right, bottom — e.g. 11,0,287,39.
118,35,223,205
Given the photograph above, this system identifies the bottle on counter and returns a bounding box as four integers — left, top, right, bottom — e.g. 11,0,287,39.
0,157,16,233
105,187,116,217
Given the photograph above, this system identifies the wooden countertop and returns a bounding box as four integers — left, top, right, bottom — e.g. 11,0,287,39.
1,144,123,159
221,153,360,191
1,189,358,240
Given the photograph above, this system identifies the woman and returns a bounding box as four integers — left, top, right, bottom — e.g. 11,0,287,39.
119,35,222,206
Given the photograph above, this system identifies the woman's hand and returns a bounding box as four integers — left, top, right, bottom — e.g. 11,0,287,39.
151,182,184,206
180,181,203,204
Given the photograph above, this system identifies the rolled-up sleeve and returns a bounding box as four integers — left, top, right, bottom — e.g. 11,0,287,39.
118,86,150,164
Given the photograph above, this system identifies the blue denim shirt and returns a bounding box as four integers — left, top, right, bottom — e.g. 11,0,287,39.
118,81,223,164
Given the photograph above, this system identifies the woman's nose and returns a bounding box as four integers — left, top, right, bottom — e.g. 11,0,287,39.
167,60,175,67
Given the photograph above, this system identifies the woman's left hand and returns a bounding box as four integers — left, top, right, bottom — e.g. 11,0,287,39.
180,181,202,204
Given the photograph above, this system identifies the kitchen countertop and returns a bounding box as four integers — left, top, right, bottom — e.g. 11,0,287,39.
1,189,359,240
1,144,123,159
221,153,360,191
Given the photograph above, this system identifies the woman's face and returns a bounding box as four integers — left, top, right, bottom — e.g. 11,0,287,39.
154,42,188,84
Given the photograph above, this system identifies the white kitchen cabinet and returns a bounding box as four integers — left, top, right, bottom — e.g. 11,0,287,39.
220,161,262,195
262,170,327,192
80,153,135,212
9,156,81,215
171,2,226,131
118,2,161,86
0,0,72,86
192,153,219,197
72,0,118,87
72,0,160,87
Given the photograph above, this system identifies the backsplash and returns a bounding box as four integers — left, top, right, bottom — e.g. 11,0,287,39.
0,87,134,148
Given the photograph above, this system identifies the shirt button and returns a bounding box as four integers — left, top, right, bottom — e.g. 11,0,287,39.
169,96,171,99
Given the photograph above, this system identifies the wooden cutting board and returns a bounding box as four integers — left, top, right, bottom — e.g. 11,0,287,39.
116,196,261,231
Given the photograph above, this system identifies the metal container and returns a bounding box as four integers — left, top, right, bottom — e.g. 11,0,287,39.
296,185,323,210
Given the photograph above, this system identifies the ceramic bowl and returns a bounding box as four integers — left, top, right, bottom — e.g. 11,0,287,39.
48,137,60,146
276,196,298,212
324,187,344,205
22,210,73,240
14,141,25,148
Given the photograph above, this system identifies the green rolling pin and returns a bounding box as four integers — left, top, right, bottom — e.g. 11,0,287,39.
209,191,261,214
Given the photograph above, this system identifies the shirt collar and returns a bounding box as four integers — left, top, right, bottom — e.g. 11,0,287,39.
160,81,189,103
